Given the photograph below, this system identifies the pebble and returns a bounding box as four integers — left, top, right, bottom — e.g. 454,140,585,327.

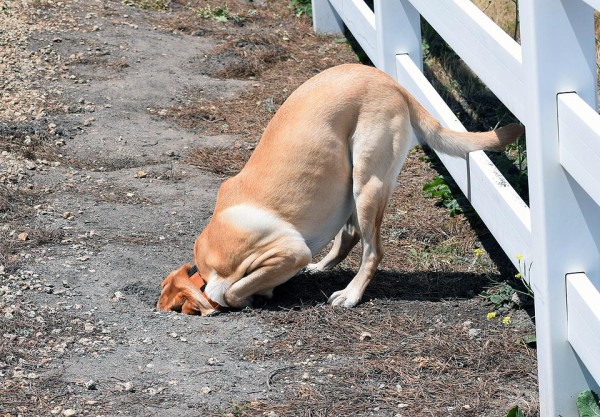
468,328,482,338
115,381,134,392
85,379,98,390
112,291,125,301
359,331,372,341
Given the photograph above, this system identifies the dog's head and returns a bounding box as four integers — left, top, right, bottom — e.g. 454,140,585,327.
157,264,217,316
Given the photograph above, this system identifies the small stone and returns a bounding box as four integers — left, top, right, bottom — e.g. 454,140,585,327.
115,381,134,392
62,211,72,219
62,409,78,416
468,328,482,339
511,292,523,306
85,379,98,390
17,232,29,241
136,170,146,178
200,386,211,394
112,291,124,301
359,331,372,341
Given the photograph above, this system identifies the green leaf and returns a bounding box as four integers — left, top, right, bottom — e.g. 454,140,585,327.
507,406,525,417
577,390,600,417
516,333,537,346
490,294,504,305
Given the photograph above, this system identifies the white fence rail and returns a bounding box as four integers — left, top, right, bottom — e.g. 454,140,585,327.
312,0,600,415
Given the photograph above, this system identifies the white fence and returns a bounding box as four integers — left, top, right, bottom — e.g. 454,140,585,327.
312,0,600,415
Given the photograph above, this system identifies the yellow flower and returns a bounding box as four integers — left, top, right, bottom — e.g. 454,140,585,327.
516,254,524,261
502,316,511,325
486,312,497,320
474,248,484,256
515,273,522,279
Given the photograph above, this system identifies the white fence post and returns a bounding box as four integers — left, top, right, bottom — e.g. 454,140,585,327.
312,0,344,34
374,0,422,75
520,0,599,415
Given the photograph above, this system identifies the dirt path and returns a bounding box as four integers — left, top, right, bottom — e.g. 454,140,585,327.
1,1,538,416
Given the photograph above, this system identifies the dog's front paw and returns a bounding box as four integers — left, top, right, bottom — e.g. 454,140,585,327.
327,289,360,308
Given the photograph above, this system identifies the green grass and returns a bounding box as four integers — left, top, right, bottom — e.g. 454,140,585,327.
289,0,312,17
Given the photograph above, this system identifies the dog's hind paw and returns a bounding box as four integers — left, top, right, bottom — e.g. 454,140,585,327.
298,263,321,275
327,289,360,308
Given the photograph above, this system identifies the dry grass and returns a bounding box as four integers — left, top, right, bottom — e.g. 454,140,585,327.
0,122,62,163
229,299,537,417
472,0,520,41
187,145,251,175
153,0,357,146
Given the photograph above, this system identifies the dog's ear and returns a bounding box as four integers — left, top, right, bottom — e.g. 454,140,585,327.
157,264,216,316
157,264,192,312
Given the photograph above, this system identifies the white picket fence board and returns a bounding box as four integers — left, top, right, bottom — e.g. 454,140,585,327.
408,0,525,123
328,0,377,64
581,0,600,11
395,54,531,271
567,273,600,385
558,93,600,208
468,152,531,274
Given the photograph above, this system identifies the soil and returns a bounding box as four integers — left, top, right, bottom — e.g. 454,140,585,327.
0,1,538,416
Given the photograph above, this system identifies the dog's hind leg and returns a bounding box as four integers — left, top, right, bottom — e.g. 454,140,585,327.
328,177,390,308
327,115,411,308
307,212,360,272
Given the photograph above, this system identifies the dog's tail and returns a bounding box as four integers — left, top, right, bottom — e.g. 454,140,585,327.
404,90,524,157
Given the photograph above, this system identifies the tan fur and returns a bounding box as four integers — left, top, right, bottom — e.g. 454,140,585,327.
157,64,524,315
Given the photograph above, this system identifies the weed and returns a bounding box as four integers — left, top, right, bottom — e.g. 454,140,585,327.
228,402,252,416
289,0,312,17
196,4,243,23
481,254,533,318
507,405,525,417
422,175,465,217
123,0,170,11
577,390,600,417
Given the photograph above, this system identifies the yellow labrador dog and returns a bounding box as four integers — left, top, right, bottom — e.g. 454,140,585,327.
157,64,523,315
